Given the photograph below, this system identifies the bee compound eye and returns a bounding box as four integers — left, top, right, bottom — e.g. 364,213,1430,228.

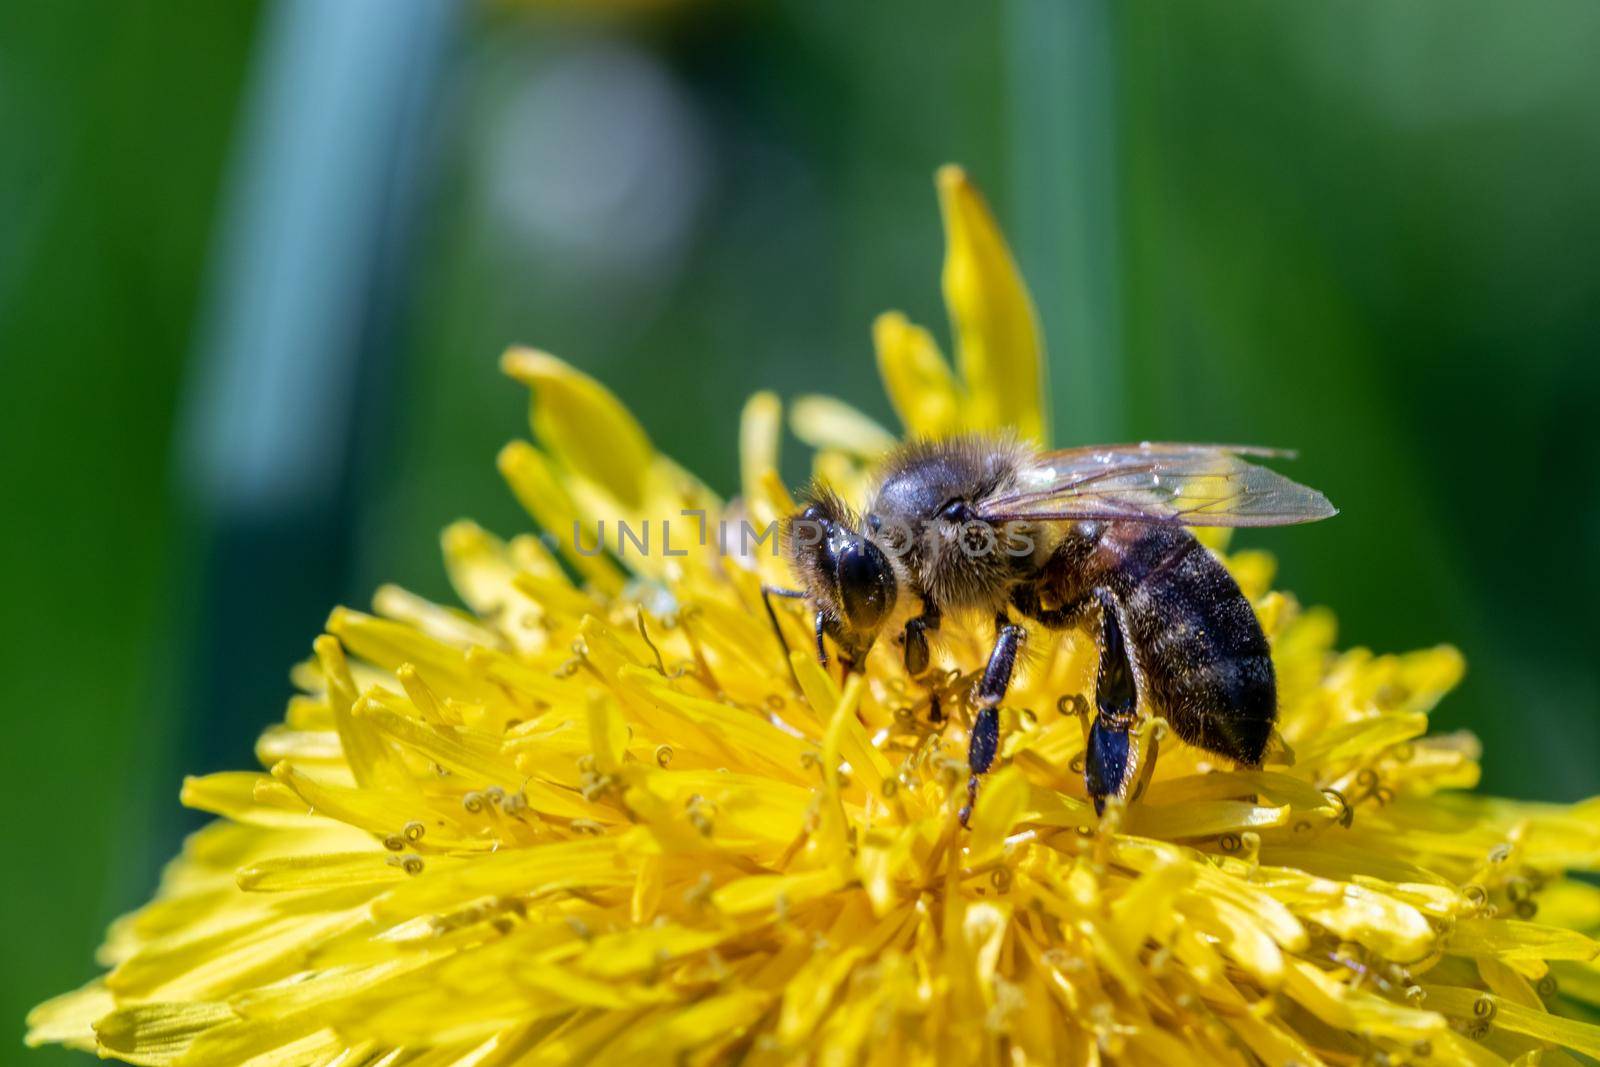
835,538,896,632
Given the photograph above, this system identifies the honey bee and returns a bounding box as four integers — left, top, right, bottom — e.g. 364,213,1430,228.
765,435,1336,823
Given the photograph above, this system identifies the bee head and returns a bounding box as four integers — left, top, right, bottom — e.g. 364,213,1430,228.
784,491,899,641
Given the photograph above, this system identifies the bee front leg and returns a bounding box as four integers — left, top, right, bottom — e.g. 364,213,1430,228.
900,601,943,721
761,584,810,690
1084,590,1153,816
960,614,1025,826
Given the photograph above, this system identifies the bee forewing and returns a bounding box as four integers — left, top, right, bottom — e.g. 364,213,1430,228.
979,443,1337,527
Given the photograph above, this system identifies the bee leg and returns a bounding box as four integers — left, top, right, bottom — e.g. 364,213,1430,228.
976,614,1026,708
1084,590,1146,815
961,705,1000,827
901,612,937,675
760,584,809,689
1085,714,1134,816
900,602,942,721
1010,584,1094,630
960,614,1025,826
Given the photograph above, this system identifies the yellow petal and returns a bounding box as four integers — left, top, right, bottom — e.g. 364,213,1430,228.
371,582,498,650
1224,1008,1328,1067
1291,711,1429,767
1179,894,1285,988
441,521,553,655
1423,985,1600,1059
740,391,785,534
1125,799,1290,839
372,835,637,917
815,672,868,857
268,762,486,852
496,439,626,592
1551,961,1600,1007
114,907,372,1005
1108,858,1192,952
313,635,408,791
575,923,732,980
1284,959,1445,1041
325,607,473,693
712,867,848,916
787,649,839,728
758,468,799,526
741,388,781,478
25,982,113,1049
586,690,630,775
936,164,1047,442
179,773,319,830
501,347,654,510
353,702,594,821
810,448,870,503
1450,918,1600,962
93,1001,237,1064
235,851,415,892
811,656,891,797
777,944,868,1045
228,959,431,1021
1535,879,1600,929
1477,956,1544,1010
180,1020,342,1067
872,311,962,437
966,765,1029,866
790,395,896,459
623,667,812,780
609,989,771,1060
1301,883,1437,961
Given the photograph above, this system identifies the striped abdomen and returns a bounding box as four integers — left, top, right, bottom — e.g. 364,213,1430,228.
1054,522,1276,765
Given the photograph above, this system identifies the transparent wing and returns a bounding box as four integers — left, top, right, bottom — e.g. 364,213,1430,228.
978,443,1337,527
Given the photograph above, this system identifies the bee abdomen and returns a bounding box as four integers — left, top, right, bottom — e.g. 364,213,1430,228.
1110,525,1276,766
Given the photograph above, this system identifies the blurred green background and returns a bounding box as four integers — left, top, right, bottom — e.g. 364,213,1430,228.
4,2,1597,1058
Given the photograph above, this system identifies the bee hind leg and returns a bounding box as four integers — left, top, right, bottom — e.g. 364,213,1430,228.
1084,590,1155,816
959,614,1025,826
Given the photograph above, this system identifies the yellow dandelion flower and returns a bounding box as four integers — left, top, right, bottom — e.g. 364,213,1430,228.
30,166,1600,1067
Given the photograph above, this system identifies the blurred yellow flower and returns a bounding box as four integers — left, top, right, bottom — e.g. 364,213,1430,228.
30,167,1600,1066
